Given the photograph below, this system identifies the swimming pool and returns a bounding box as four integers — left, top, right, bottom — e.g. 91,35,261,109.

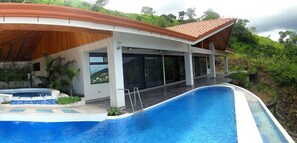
0,86,237,143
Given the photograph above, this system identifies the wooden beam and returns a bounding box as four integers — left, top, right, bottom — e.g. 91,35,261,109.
11,39,23,59
0,24,112,35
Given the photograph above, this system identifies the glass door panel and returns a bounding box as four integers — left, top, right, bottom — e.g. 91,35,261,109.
144,55,163,88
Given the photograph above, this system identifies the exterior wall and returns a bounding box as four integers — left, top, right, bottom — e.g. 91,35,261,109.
31,37,113,101
31,31,226,101
115,32,188,52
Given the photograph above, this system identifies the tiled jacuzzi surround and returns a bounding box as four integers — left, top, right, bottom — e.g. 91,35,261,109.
0,88,59,105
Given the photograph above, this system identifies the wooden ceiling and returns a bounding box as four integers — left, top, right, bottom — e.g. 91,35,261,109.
0,28,112,61
0,30,44,61
193,26,234,51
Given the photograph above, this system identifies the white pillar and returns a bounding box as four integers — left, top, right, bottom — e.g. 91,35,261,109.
224,55,229,74
209,42,216,78
184,46,194,85
107,38,125,108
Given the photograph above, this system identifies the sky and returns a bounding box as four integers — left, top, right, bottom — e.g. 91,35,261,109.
99,0,297,41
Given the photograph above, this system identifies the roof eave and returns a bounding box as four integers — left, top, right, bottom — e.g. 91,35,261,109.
190,19,237,45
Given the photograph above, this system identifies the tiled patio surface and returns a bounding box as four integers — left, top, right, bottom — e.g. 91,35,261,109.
88,73,232,113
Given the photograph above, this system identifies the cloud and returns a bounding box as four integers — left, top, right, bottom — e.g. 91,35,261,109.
251,7,297,33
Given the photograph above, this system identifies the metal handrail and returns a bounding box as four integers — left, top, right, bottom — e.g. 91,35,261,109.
134,87,144,110
118,88,134,112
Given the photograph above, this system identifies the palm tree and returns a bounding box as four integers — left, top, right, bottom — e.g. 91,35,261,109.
38,55,80,95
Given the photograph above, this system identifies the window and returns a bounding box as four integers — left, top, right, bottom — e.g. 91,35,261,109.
89,53,108,84
32,62,40,71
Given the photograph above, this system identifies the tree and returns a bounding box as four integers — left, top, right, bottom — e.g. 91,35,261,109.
249,27,257,34
278,31,297,61
178,11,186,20
186,8,196,19
38,55,80,96
161,14,176,23
231,19,258,45
141,6,155,15
92,0,109,12
201,9,220,21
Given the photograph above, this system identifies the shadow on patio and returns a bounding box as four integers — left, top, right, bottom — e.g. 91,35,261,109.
87,73,232,113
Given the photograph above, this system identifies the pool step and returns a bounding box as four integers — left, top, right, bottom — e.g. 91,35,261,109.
0,106,107,122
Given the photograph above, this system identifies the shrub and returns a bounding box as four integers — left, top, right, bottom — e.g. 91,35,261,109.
248,66,257,75
229,72,249,87
107,107,121,116
1,101,10,104
57,96,81,105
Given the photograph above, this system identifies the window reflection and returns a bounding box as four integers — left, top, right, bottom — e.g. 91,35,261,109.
89,53,109,84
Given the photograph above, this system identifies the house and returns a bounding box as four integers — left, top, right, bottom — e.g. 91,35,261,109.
0,3,236,108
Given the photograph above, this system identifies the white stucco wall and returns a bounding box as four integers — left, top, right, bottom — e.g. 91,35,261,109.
31,32,222,102
31,38,113,101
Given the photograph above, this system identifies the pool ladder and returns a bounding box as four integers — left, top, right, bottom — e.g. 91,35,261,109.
118,87,143,112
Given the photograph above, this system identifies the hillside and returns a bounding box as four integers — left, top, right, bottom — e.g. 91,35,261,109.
229,19,297,140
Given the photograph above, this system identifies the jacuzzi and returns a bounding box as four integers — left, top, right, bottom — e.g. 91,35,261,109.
0,88,60,105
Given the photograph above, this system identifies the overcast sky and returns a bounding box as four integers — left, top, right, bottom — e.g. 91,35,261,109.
102,0,297,41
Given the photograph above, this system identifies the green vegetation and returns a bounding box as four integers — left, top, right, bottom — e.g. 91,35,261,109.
0,62,31,88
107,107,121,116
38,55,80,96
228,19,297,137
56,96,81,105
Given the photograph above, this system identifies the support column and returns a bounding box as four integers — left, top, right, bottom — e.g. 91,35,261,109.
184,46,194,85
224,55,229,74
107,39,125,108
209,42,216,78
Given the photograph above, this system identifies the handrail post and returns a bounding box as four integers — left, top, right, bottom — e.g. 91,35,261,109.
134,87,144,110
133,88,137,107
118,89,134,112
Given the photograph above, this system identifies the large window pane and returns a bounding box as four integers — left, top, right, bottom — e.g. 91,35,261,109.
194,57,207,77
165,56,185,84
145,56,163,88
89,53,108,84
123,54,145,90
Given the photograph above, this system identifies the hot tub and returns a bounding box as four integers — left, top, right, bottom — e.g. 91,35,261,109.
0,88,60,105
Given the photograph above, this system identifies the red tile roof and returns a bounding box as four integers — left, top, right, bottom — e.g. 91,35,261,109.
167,18,236,40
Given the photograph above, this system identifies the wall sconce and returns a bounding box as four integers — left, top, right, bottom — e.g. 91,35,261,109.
117,41,122,50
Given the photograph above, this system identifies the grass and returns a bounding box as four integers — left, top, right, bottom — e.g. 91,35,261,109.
56,96,81,105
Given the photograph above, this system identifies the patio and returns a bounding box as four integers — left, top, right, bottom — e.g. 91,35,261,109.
88,73,232,113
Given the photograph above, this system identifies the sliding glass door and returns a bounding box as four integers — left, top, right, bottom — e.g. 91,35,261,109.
144,55,163,88
164,56,185,84
123,54,163,90
193,57,207,77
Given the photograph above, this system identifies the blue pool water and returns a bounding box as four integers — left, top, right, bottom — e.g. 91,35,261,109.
0,86,237,143
248,101,288,143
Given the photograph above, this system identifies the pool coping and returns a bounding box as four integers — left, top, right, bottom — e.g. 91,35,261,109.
225,83,295,143
108,84,294,143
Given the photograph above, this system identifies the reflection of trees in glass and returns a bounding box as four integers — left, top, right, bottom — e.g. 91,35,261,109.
123,55,145,89
165,57,174,82
89,53,108,84
164,56,185,83
90,66,108,84
145,56,163,84
177,57,185,80
194,57,207,77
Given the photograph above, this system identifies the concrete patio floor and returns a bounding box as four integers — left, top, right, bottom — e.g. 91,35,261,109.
88,73,232,113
